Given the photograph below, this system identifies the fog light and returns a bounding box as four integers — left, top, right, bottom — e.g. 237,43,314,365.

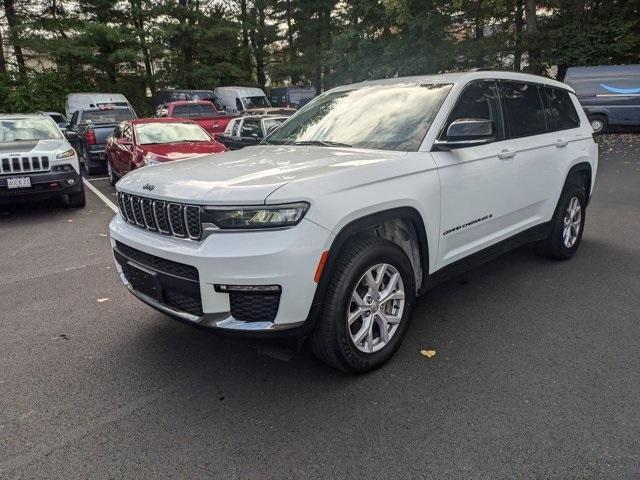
215,284,281,293
67,178,75,185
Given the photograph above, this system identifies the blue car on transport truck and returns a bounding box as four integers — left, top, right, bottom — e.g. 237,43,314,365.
563,64,640,133
65,106,137,175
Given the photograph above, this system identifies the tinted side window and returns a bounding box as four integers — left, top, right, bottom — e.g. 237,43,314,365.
500,82,547,138
544,87,580,130
240,119,261,137
445,81,504,140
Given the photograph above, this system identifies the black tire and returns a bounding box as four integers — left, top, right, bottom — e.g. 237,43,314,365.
85,158,101,176
67,184,86,208
536,184,586,260
107,161,118,186
310,236,416,373
589,114,607,134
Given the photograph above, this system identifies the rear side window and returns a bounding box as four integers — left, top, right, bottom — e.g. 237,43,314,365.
240,119,262,137
499,82,547,138
444,81,504,140
544,87,580,130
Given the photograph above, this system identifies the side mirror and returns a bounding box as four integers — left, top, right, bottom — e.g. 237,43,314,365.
64,130,78,140
434,118,495,150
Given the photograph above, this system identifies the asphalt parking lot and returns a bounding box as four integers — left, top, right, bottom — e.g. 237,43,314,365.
1,135,639,479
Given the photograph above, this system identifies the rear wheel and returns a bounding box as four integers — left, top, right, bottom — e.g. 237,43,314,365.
589,114,607,134
536,185,586,260
310,237,415,373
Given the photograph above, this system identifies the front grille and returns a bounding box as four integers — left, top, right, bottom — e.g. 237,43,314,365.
1,156,50,175
118,192,202,240
115,241,198,281
230,292,280,322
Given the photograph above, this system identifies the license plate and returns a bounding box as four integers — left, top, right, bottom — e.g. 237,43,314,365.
7,177,31,189
126,262,162,301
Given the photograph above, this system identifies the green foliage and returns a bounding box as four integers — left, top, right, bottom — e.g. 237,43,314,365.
0,0,638,115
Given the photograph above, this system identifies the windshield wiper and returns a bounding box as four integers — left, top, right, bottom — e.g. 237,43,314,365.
290,140,352,148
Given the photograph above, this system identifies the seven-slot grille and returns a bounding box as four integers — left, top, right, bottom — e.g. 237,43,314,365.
117,192,202,240
0,156,50,174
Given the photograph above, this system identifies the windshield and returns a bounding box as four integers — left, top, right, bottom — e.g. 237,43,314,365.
134,122,211,145
81,109,135,125
172,103,217,118
265,83,452,151
0,117,62,142
242,96,270,109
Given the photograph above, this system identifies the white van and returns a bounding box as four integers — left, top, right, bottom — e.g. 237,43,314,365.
65,93,134,119
213,86,271,113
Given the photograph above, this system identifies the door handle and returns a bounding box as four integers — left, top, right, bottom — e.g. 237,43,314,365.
498,149,516,160
555,139,568,148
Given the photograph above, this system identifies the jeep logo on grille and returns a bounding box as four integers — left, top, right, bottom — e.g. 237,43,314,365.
142,183,155,191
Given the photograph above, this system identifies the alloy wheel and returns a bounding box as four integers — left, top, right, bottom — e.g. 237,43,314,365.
563,196,582,248
590,119,604,133
347,263,405,353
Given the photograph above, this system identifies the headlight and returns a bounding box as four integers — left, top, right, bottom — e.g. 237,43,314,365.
203,202,309,230
56,148,76,159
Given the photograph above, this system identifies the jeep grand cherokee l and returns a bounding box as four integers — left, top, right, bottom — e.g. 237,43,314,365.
109,72,598,373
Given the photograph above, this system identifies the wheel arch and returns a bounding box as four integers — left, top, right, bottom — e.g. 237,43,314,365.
306,207,430,329
566,161,593,198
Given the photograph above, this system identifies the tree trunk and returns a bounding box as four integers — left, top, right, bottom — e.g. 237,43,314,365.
249,0,267,89
524,0,542,74
285,0,298,84
0,27,7,74
131,0,155,93
179,0,194,88
474,0,484,68
514,0,523,70
240,0,252,76
3,0,26,74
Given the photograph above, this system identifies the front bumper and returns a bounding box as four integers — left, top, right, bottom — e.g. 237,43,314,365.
0,169,82,203
109,214,333,336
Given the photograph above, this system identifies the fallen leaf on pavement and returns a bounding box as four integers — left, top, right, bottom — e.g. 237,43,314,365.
420,349,436,358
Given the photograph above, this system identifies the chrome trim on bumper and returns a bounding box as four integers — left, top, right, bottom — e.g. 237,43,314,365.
120,273,304,332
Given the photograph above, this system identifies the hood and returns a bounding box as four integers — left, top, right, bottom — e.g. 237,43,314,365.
116,145,406,205
140,142,226,162
0,138,70,154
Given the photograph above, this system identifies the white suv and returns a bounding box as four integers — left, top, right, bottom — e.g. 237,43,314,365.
109,72,597,372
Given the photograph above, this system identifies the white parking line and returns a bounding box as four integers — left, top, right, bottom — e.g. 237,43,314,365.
87,176,110,181
83,177,118,213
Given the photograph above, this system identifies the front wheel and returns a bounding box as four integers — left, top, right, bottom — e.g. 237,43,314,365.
67,184,86,208
107,161,118,186
310,237,415,373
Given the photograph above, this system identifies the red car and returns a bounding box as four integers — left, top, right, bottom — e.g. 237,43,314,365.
105,118,227,185
153,100,238,138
